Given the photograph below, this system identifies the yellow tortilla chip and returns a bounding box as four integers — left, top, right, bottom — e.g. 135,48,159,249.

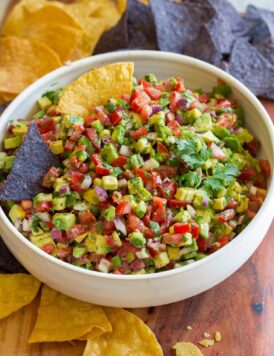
117,0,128,14
173,342,204,356
0,274,41,320
57,62,134,118
2,0,46,36
26,24,83,62
0,92,17,103
0,36,62,94
83,307,163,356
28,285,112,343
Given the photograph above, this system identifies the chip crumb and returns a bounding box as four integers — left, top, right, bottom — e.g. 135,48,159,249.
199,339,215,347
203,332,211,338
186,325,192,330
173,341,203,356
215,331,222,342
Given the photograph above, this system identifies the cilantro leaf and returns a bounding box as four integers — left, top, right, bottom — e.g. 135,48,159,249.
179,171,202,188
176,138,210,169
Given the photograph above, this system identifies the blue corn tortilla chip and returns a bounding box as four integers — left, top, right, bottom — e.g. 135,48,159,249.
254,37,274,66
242,5,274,42
94,12,129,54
0,102,10,115
127,0,158,49
183,25,222,67
0,237,28,274
205,15,234,54
228,38,274,99
0,121,60,200
150,0,216,53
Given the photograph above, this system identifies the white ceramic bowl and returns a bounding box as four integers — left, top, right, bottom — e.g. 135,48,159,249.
0,51,273,307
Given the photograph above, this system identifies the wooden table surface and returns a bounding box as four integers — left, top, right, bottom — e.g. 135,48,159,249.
0,2,274,355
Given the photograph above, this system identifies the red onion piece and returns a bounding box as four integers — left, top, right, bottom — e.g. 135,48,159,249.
178,98,188,109
130,259,145,270
152,104,163,114
94,186,108,202
113,217,127,235
51,230,63,240
202,197,209,207
94,106,104,113
175,114,183,124
59,185,70,196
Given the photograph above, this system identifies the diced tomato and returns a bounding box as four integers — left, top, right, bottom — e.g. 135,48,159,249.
47,107,59,116
85,128,100,150
67,225,87,239
152,197,166,223
126,214,145,232
246,209,256,219
218,235,229,247
142,205,152,227
95,166,111,176
162,234,182,246
254,175,267,189
248,200,261,213
110,109,123,126
96,110,110,126
42,131,56,143
134,168,150,183
197,237,208,252
121,93,130,103
79,162,90,174
167,199,189,208
174,80,185,92
199,93,209,103
169,91,181,113
78,210,96,224
226,198,238,209
158,180,177,199
153,197,167,209
140,105,152,121
245,138,260,156
70,155,81,169
131,90,150,112
102,221,115,235
70,171,84,185
144,228,155,239
42,167,61,188
238,166,257,182
141,79,152,88
157,165,177,179
36,117,55,134
91,154,101,166
106,235,116,247
20,200,33,211
217,99,232,109
41,243,55,255
130,127,148,140
216,113,237,128
173,223,191,234
157,142,169,155
191,224,200,239
259,159,271,178
116,201,131,215
167,120,181,137
85,116,96,126
166,112,175,122
210,142,226,160
144,86,162,100
111,156,128,168
217,209,236,223
151,171,162,187
57,247,72,259
36,201,52,212
64,139,75,151
116,241,136,257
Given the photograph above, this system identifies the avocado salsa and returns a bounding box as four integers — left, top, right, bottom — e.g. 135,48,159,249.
0,74,270,274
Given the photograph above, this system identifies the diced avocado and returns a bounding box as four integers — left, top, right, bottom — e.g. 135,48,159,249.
91,119,104,133
128,231,146,248
185,108,202,123
167,247,180,261
66,191,80,208
213,197,227,210
123,195,137,209
224,136,242,152
9,204,26,224
100,129,111,139
74,232,88,243
179,232,193,247
33,193,53,208
93,178,102,187
175,187,196,201
195,252,207,260
78,135,94,153
112,231,122,246
63,114,85,128
0,152,7,161
196,216,209,238
4,136,21,150
139,188,152,201
73,246,87,258
59,122,68,140
132,112,143,129
230,154,246,170
49,140,64,155
126,251,135,263
144,73,157,85
194,113,212,133
102,205,115,221
101,143,119,164
129,154,144,168
183,251,197,260
193,191,209,208
52,197,66,211
217,188,227,198
155,124,172,139
128,177,144,194
150,221,160,236
134,201,147,218
95,234,111,255
235,128,254,144
143,158,159,170
154,252,170,269
37,96,52,110
4,156,15,171
75,149,88,162
173,210,191,223
53,213,76,230
33,110,45,120
201,131,220,143
12,125,28,136
212,126,230,139
30,233,55,250
213,83,232,98
149,111,165,126
227,181,243,198
85,233,96,253
111,125,125,145
236,195,249,213
135,137,151,154
234,106,245,125
195,208,214,224
102,176,118,190
112,255,122,268
83,189,98,204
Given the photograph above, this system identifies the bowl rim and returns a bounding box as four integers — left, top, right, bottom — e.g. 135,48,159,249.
0,50,274,281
